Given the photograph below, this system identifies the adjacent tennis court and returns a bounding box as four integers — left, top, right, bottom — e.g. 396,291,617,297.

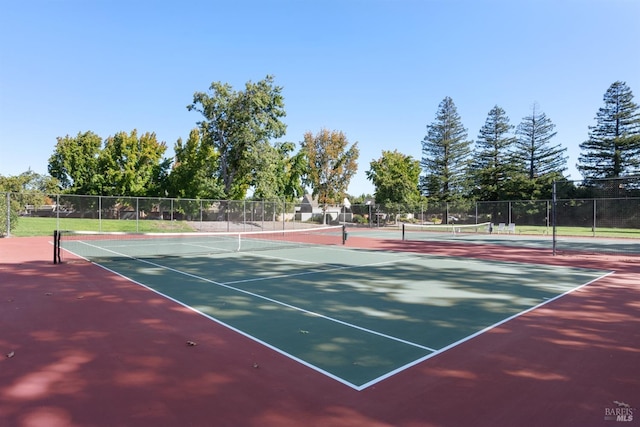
53,226,610,390
385,222,640,254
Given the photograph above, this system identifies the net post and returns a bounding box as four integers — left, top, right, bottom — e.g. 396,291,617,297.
402,223,406,240
53,230,57,264
57,230,62,264
342,224,347,244
53,230,61,264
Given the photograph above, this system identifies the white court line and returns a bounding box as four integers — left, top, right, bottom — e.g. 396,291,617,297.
67,241,437,390
80,257,362,389
65,241,612,391
73,240,436,353
356,269,615,390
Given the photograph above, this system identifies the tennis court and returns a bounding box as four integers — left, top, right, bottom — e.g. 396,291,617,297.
2,228,639,426
53,226,609,390
350,223,640,255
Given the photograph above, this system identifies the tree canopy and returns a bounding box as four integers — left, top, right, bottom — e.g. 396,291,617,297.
167,128,224,199
47,130,169,197
420,97,472,202
187,75,287,199
469,105,521,201
366,150,421,207
301,129,359,207
9,78,634,207
513,103,567,199
515,103,565,180
99,130,169,197
578,81,640,179
48,131,103,194
0,169,59,194
250,141,306,201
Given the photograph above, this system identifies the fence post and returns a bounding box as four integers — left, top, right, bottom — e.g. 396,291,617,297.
446,203,449,225
593,199,597,237
475,202,478,225
546,200,550,230
5,193,10,237
552,181,557,256
99,196,102,232
56,194,60,231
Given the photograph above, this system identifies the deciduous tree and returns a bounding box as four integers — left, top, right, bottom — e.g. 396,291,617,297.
366,150,420,206
48,131,102,194
187,75,287,199
168,128,224,199
301,129,359,218
99,130,169,196
0,170,59,194
250,141,305,201
0,170,59,235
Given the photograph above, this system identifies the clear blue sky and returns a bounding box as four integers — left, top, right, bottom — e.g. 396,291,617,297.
1,0,639,196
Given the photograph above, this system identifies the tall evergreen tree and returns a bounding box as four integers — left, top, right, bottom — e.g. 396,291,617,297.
470,105,520,201
515,103,566,179
515,103,567,199
420,97,472,202
578,81,640,179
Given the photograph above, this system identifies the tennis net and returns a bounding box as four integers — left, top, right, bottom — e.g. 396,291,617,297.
53,225,346,264
402,222,491,241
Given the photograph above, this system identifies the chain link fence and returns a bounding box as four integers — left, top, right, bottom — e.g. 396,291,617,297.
1,193,331,236
551,177,640,254
3,179,639,256
347,199,551,230
2,192,638,236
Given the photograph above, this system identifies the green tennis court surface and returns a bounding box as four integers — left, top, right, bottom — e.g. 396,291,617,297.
62,237,609,390
350,226,640,254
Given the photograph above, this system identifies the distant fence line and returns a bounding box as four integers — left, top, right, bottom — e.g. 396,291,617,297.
2,191,640,237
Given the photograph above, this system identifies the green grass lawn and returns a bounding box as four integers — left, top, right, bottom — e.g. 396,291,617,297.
514,225,640,238
10,216,195,237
